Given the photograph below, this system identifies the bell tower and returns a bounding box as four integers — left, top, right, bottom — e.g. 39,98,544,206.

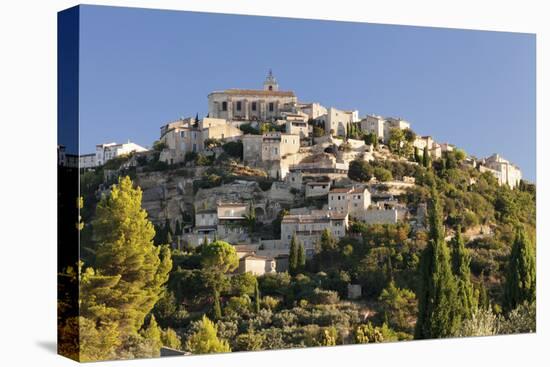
263,69,279,91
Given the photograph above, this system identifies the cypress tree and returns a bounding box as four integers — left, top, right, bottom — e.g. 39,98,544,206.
254,279,261,314
477,274,490,310
414,146,421,164
423,145,431,168
504,227,536,310
213,288,222,320
297,242,306,271
289,233,299,275
415,187,460,339
452,226,476,320
175,219,182,236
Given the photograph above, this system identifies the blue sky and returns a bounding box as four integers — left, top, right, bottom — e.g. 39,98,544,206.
78,5,536,181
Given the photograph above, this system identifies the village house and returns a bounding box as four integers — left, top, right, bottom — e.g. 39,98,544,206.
242,132,300,163
238,254,277,276
194,209,218,236
413,135,435,151
305,181,331,198
285,119,309,138
79,153,96,169
159,117,242,164
360,115,410,143
280,210,348,257
297,102,328,120
216,202,250,242
479,154,522,188
207,71,298,122
318,107,359,137
79,141,148,168
328,186,371,218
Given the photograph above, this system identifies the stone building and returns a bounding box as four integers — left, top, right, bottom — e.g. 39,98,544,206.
80,141,148,168
305,181,331,198
216,202,249,242
281,210,348,257
79,153,96,169
242,132,300,163
413,135,435,151
328,186,371,218
360,115,410,143
479,154,522,188
285,119,309,138
238,254,277,276
194,208,218,237
318,107,359,137
242,132,302,179
297,102,328,120
159,117,242,164
207,71,298,121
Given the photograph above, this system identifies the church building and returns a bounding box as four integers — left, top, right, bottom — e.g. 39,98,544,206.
207,70,298,122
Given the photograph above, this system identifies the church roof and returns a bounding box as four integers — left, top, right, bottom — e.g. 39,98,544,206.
210,89,295,97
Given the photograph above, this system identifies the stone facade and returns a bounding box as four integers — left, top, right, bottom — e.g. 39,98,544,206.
238,255,277,276
328,186,371,218
159,117,242,164
360,115,410,143
318,107,359,137
297,102,328,120
281,210,348,256
83,141,148,168
285,119,309,138
305,181,331,198
479,154,522,188
208,71,298,121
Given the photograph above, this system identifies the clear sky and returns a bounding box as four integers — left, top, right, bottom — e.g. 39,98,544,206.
78,5,536,181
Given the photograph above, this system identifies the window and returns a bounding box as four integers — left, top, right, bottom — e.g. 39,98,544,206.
251,102,257,111
268,85,273,91
236,101,242,111
222,101,228,111
180,131,185,138
269,102,274,112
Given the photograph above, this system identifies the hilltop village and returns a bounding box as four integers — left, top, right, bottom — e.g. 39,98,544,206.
74,71,525,276
60,70,536,359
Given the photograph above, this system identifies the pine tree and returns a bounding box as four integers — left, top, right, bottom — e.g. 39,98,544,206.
415,187,460,339
452,226,476,321
289,233,299,275
92,176,172,337
254,279,261,314
186,315,231,354
201,240,239,319
297,242,306,271
504,227,536,310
